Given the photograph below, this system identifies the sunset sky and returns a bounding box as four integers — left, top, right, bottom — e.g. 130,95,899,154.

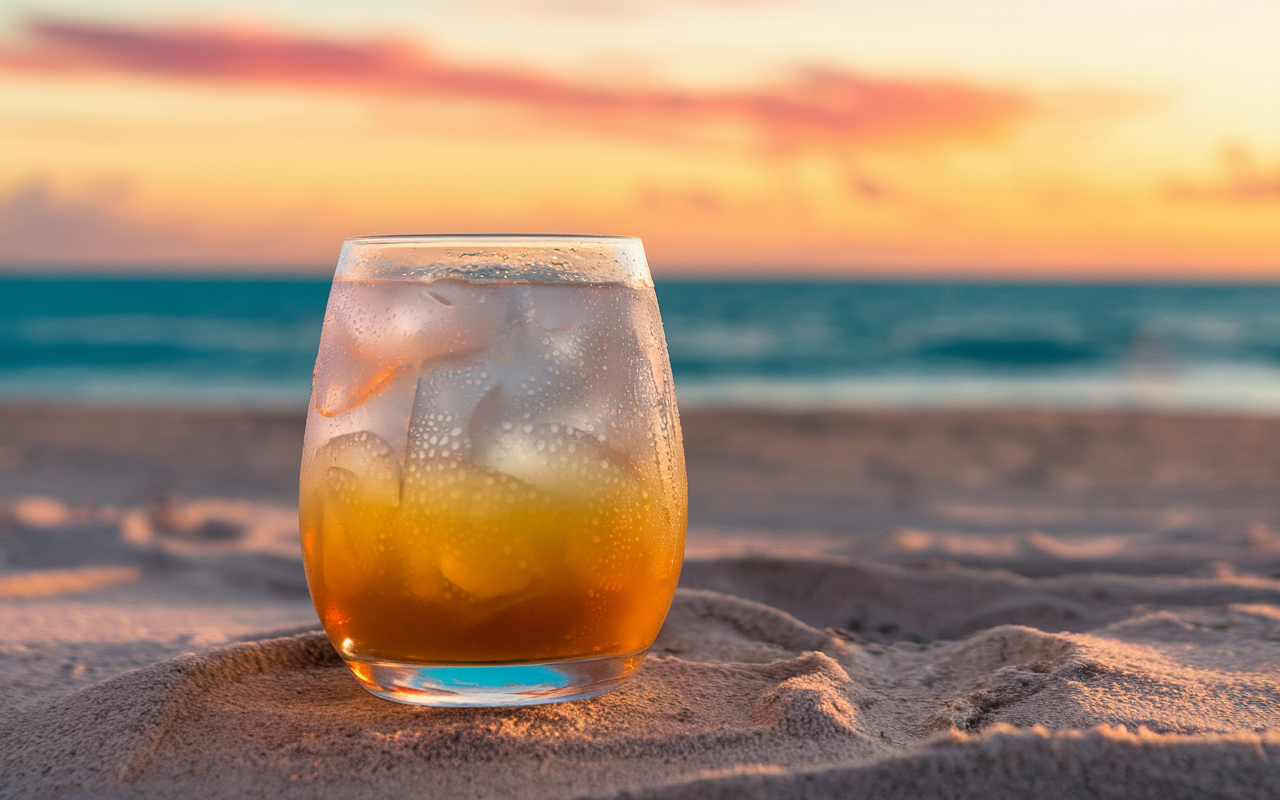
2,0,1278,276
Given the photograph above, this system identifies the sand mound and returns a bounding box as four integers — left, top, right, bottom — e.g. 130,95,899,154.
4,566,1278,799
617,725,1280,800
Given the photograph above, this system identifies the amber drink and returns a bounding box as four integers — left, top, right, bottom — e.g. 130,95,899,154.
300,236,686,706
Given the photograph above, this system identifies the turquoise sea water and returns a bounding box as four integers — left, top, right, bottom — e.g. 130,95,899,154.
4,276,1280,411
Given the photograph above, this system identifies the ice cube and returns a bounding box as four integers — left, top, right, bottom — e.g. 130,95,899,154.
438,544,534,601
314,281,509,417
398,455,548,603
307,430,402,506
471,420,634,500
402,369,500,476
311,324,411,419
303,365,419,462
354,281,509,364
506,283,660,457
527,283,590,332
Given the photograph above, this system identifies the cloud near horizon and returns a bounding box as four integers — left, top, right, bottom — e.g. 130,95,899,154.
0,17,1033,153
0,178,334,266
1167,145,1280,203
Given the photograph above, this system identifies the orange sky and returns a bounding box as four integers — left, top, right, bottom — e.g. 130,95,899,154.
1,2,1278,276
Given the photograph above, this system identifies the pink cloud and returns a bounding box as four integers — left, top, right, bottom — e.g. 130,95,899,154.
1,17,1032,152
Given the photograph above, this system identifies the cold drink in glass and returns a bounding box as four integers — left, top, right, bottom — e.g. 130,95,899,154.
299,235,686,706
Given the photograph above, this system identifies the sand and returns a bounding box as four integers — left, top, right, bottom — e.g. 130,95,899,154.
1,404,1278,798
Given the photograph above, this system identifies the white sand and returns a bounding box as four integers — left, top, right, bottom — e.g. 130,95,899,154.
1,406,1279,798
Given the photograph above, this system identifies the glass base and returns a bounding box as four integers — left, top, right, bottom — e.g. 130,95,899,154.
342,649,648,707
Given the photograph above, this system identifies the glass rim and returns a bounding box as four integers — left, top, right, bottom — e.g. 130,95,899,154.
336,233,651,287
343,233,641,247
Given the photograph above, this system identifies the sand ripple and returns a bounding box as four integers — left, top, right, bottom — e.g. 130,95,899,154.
3,566,1278,799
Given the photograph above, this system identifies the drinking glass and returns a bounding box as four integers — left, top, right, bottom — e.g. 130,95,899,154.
300,235,687,706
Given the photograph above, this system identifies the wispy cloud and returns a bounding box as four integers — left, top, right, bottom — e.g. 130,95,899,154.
0,17,1032,153
1167,145,1280,203
484,0,790,17
0,177,330,266
0,178,170,262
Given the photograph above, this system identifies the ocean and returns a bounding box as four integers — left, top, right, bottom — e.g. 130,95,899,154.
4,276,1280,412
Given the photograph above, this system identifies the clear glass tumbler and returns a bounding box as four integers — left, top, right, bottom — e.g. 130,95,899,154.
300,235,687,706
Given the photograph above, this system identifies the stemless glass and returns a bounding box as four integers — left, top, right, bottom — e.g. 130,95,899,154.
299,235,687,706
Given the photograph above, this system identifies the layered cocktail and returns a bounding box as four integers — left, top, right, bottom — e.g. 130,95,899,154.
300,236,686,706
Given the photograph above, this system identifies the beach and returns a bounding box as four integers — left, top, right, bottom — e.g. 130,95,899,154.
1,403,1278,798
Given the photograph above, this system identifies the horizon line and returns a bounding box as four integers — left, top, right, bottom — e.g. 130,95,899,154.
3,264,1280,285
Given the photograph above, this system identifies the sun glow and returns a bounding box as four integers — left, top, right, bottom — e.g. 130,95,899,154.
1,4,1277,275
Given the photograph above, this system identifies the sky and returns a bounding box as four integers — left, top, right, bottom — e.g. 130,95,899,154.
1,0,1278,276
